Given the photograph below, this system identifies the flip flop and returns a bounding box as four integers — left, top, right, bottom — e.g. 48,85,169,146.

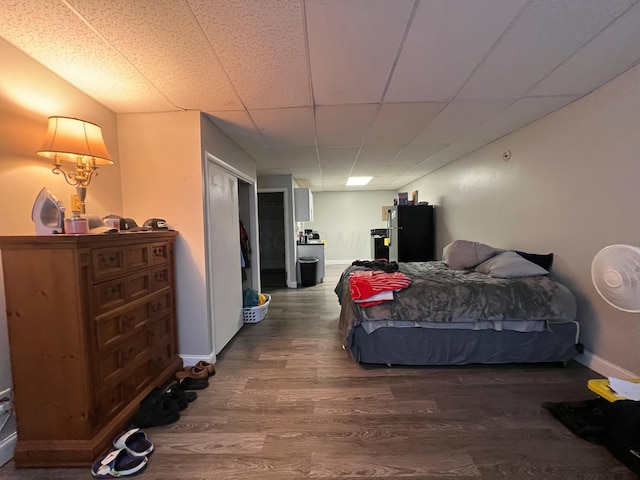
113,428,154,457
91,448,148,478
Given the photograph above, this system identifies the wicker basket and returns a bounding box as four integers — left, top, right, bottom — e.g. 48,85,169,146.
242,294,271,323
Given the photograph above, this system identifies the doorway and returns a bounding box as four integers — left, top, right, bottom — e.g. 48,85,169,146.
258,191,287,287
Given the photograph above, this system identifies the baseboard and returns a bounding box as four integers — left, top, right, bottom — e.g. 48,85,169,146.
0,431,17,467
575,349,638,379
179,353,216,367
326,260,353,265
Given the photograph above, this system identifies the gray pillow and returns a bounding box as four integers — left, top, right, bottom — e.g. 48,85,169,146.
474,251,549,278
442,240,501,269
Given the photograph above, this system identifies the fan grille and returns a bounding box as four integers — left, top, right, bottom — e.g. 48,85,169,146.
591,244,640,312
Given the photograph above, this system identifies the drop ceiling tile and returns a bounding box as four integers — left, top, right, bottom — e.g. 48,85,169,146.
67,0,242,111
393,144,450,164
207,110,269,151
423,142,490,164
288,166,322,178
408,162,449,174
317,147,359,168
250,107,316,149
321,165,352,177
457,0,636,100
322,177,350,187
350,164,387,176
529,2,640,97
187,0,310,109
316,105,378,147
364,103,445,146
463,95,579,142
297,178,323,188
356,146,403,166
271,147,319,167
0,0,174,112
257,167,293,176
386,0,526,102
411,100,511,144
306,0,414,105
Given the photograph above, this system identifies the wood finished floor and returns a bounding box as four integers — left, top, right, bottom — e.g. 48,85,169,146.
0,264,635,479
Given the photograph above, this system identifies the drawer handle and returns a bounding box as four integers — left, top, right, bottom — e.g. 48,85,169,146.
150,302,163,313
152,246,166,259
153,271,166,282
99,254,120,269
122,315,136,329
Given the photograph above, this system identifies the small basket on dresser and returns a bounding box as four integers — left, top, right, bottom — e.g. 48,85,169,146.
242,294,271,323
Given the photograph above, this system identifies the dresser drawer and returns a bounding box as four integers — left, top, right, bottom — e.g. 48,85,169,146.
92,266,171,314
94,290,173,351
91,242,170,282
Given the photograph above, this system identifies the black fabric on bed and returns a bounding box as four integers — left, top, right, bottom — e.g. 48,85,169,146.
514,250,554,271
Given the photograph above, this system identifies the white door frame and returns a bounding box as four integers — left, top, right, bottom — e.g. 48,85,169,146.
202,152,259,357
258,187,295,288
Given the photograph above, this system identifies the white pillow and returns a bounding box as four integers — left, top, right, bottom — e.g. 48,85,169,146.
474,251,549,278
442,240,500,269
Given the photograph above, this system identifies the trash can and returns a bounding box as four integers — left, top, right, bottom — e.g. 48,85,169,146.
299,256,319,287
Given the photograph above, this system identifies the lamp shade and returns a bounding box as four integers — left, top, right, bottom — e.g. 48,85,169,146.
37,116,113,165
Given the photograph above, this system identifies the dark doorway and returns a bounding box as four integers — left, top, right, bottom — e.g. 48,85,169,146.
258,191,287,287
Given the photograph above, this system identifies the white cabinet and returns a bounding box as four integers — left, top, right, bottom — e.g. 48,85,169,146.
294,188,314,222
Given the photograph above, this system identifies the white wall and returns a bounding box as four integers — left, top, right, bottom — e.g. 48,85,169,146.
307,191,396,262
402,62,640,377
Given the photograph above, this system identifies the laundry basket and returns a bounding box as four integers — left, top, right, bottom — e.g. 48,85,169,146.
242,294,271,324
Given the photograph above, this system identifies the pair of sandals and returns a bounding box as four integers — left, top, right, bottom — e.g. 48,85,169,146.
91,428,153,478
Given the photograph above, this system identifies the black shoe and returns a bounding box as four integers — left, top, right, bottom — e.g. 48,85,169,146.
130,395,180,428
174,377,209,391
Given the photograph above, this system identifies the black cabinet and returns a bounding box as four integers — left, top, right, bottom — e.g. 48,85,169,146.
388,205,435,262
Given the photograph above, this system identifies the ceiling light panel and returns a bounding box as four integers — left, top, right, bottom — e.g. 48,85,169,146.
187,0,310,109
457,0,636,100
315,104,378,146
0,0,174,112
306,0,414,105
386,0,526,102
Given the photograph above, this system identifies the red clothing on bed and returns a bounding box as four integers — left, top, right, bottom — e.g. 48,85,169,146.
349,270,411,307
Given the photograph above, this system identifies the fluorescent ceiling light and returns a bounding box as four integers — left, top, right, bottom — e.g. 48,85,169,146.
346,176,373,186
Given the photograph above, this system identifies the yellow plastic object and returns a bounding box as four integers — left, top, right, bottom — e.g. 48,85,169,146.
588,379,630,402
257,292,266,306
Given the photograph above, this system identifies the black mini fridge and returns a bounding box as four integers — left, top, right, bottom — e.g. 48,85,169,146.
388,204,435,262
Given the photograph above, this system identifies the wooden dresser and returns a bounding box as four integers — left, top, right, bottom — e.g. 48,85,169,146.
0,231,182,467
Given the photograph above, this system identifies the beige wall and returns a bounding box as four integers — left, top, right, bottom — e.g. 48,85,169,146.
403,62,640,377
308,191,396,263
118,111,257,361
0,38,123,457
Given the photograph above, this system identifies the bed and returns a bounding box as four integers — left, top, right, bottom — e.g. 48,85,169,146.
336,240,581,366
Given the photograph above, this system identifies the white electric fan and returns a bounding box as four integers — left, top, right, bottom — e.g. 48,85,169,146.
591,244,640,312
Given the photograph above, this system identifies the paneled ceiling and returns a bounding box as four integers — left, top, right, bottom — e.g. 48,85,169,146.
1,0,639,191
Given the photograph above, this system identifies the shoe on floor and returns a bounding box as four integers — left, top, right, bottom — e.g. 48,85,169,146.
112,428,154,457
174,377,209,391
91,448,148,478
130,396,180,428
175,365,209,381
195,360,216,376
